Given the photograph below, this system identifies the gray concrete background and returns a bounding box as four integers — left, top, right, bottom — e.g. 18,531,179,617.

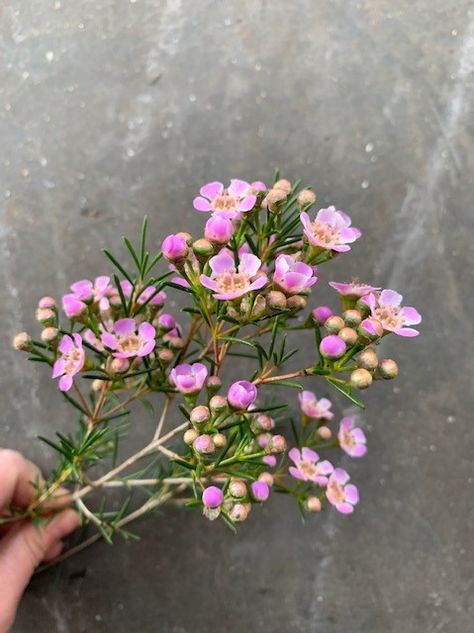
1,1,473,631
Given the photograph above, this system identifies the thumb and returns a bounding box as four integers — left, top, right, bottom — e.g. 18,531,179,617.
0,509,79,631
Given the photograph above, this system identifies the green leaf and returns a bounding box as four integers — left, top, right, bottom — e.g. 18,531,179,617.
139,216,148,264
325,377,365,409
122,236,141,271
269,380,303,390
103,249,133,283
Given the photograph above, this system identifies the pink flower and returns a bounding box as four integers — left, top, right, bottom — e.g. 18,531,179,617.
67,276,113,313
288,447,334,486
300,206,361,252
273,254,317,295
101,318,156,359
52,333,85,392
62,294,87,319
200,249,267,301
326,468,359,514
227,380,257,410
329,280,381,297
193,180,257,220
366,289,422,337
204,215,234,244
338,417,367,457
119,280,166,306
263,455,277,468
162,234,188,261
298,391,334,420
170,362,208,394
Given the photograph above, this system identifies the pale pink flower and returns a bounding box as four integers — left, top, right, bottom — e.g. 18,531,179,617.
366,289,421,337
288,447,334,486
329,280,380,297
70,276,112,311
300,206,361,252
273,254,317,295
170,363,208,394
52,333,85,392
298,391,334,420
326,468,359,514
119,280,166,306
62,294,87,319
193,180,257,220
101,318,156,359
200,249,267,300
338,417,367,457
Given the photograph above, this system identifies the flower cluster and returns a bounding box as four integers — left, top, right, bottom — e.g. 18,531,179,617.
10,173,421,556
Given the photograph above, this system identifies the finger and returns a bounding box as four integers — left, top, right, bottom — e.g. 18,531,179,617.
0,450,44,510
42,540,64,562
0,509,79,628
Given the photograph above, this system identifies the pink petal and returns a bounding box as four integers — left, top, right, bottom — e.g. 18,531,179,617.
59,374,73,392
199,275,219,292
101,332,118,349
248,275,268,292
316,207,337,224
394,327,419,337
344,484,359,505
239,253,262,277
58,335,74,354
301,447,318,462
350,445,367,458
138,322,156,341
193,196,212,212
336,502,354,514
200,181,224,199
332,468,350,485
339,417,354,432
137,339,155,357
72,333,83,348
318,460,334,475
52,359,65,378
300,212,311,230
209,250,235,274
95,275,110,292
288,448,301,464
318,398,332,411
380,289,403,306
228,179,250,197
402,306,422,325
351,428,366,443
114,318,136,335
289,466,305,481
330,244,351,253
238,195,257,212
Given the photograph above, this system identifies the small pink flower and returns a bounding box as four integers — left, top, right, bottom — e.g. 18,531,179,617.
329,280,381,297
204,215,234,244
298,391,334,420
273,254,317,295
170,363,208,394
366,289,422,337
227,380,258,410
263,455,277,468
326,468,359,514
70,276,112,311
300,206,361,252
162,234,188,261
193,180,257,220
62,294,87,319
119,280,166,306
288,447,334,486
101,318,156,359
52,333,85,392
200,249,267,300
338,417,367,457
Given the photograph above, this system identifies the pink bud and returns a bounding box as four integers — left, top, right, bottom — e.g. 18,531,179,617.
204,215,234,245
319,335,347,359
62,294,87,319
263,455,277,468
312,306,333,325
250,481,270,502
227,380,257,410
193,434,215,454
268,434,287,453
162,234,188,261
202,486,224,508
38,296,56,309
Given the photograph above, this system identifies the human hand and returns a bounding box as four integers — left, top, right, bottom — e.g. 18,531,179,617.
0,449,79,633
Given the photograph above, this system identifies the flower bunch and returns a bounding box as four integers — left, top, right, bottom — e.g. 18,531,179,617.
10,174,421,559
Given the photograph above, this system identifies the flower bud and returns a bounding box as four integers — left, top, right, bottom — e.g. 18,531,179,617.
209,395,228,414
318,425,332,440
12,332,33,352
204,215,234,245
167,336,185,350
257,433,272,449
227,380,257,410
357,318,384,342
324,315,345,334
268,434,287,453
183,428,198,445
357,348,378,370
202,486,224,508
379,358,399,379
40,326,59,345
273,179,292,194
252,413,275,433
35,307,55,326
92,378,105,391
264,188,287,212
158,348,175,367
162,234,189,261
62,294,87,320
350,368,373,390
190,405,211,427
355,297,371,317
212,433,227,449
343,309,362,328
157,313,176,331
338,327,358,346
319,335,347,359
258,472,274,487
38,296,56,309
297,189,316,208
229,479,247,498
266,290,287,312
251,480,270,502
193,434,215,454
175,231,193,245
287,295,307,312
312,306,333,326
229,503,250,522
192,238,214,259
109,357,130,375
263,455,277,468
251,294,267,319
206,375,222,395
306,497,322,513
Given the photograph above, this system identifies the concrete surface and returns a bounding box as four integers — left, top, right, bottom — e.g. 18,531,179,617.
1,1,473,632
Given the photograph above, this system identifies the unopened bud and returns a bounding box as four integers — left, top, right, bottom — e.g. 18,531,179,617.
258,472,274,487
319,335,347,359
297,189,316,208
92,378,105,391
229,502,250,522
357,348,378,370
206,375,222,394
350,368,373,390
212,433,227,449
12,332,33,352
167,336,185,350
175,231,193,245
162,234,189,261
192,238,214,259
287,295,307,312
306,497,322,512
41,327,59,345
324,315,345,333
251,480,270,502
183,428,198,445
190,405,210,427
193,434,215,455
379,358,399,379
38,296,56,309
357,318,383,342
109,357,130,375
266,290,287,312
264,188,287,212
268,434,287,454
273,179,292,194
209,395,228,414
343,309,362,328
35,307,55,326
229,479,247,498
252,413,275,433
318,425,332,440
158,348,175,367
251,294,266,319
355,297,371,317
338,327,358,346
312,305,333,326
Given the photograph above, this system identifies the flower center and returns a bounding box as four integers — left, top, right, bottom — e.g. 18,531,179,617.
373,305,403,329
215,271,250,294
63,349,82,374
212,193,239,211
309,221,341,244
299,460,319,479
117,333,143,355
341,430,355,449
327,480,344,503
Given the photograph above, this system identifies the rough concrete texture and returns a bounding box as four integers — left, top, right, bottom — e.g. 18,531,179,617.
1,1,473,631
